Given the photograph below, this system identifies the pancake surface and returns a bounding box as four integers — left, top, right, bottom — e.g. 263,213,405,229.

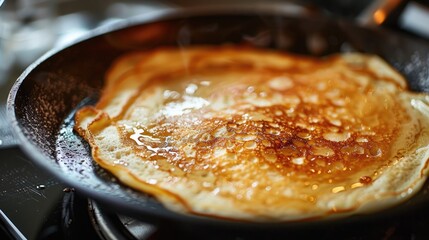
74,46,429,221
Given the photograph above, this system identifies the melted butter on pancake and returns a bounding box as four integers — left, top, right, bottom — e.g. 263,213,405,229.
74,46,429,221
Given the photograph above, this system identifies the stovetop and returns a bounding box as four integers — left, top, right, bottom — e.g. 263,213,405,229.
0,146,99,239
1,0,429,239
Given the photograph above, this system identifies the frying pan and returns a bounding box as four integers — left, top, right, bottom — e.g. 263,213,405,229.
6,4,429,236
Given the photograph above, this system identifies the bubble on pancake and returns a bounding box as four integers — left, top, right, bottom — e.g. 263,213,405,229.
74,45,429,222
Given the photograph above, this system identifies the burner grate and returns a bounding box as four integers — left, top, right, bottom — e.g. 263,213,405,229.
88,200,156,240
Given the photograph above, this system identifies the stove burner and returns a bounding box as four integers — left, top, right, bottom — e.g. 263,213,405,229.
88,200,156,240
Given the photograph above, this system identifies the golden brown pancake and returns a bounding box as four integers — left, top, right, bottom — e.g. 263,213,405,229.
74,45,429,221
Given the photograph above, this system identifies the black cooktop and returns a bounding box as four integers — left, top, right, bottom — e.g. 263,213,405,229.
0,146,99,240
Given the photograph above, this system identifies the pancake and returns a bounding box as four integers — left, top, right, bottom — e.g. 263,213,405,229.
74,45,429,221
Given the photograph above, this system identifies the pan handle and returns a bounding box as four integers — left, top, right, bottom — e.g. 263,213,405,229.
0,104,19,148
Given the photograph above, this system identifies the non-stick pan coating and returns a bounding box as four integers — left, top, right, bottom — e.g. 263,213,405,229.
7,7,429,232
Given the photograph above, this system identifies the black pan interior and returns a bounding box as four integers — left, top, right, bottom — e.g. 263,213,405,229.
7,8,429,232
